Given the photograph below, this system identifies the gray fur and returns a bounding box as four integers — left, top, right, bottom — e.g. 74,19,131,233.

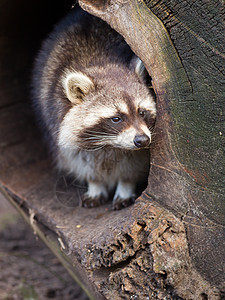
31,8,156,210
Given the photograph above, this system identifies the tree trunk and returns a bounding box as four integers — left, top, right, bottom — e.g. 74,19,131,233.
0,0,224,299
78,0,225,294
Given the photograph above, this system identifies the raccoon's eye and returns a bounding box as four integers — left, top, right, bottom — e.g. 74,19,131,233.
138,109,145,118
111,117,122,123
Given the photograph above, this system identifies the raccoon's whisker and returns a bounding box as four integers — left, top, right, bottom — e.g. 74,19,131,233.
85,126,119,136
83,133,109,137
74,144,106,152
84,145,106,152
83,134,116,138
81,136,116,141
84,130,114,136
81,136,103,140
107,126,120,134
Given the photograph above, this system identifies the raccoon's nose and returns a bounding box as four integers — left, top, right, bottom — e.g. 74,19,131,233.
134,134,150,148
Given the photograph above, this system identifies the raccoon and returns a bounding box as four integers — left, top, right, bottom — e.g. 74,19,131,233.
32,7,156,210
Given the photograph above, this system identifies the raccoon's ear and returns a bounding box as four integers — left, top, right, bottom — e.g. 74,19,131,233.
63,72,94,104
131,57,148,82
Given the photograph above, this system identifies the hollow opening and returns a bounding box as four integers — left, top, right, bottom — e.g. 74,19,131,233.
0,0,154,208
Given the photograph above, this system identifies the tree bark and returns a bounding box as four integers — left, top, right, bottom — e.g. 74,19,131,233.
78,0,225,293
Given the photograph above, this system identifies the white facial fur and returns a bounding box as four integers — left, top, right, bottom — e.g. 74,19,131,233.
138,97,156,118
59,69,156,151
113,126,151,149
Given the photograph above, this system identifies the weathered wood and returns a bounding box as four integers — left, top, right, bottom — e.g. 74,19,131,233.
78,0,225,294
0,187,95,300
1,183,219,299
0,0,224,299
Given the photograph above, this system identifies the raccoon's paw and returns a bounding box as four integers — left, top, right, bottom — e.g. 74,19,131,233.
112,181,136,210
81,193,107,208
81,182,108,208
112,195,136,210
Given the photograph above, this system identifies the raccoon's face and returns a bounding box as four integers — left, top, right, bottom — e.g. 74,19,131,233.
58,62,156,151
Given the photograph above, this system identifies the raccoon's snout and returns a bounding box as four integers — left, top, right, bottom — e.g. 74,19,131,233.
133,134,150,148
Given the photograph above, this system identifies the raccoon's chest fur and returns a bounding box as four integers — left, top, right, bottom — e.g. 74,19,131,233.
59,147,150,186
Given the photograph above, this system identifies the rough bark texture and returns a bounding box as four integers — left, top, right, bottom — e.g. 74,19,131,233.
78,0,225,292
0,0,224,299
